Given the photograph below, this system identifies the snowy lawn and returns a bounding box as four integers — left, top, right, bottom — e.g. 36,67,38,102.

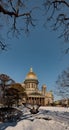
0,106,69,130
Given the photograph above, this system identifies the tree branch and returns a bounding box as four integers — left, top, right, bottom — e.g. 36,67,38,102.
0,4,31,18
52,0,69,7
0,41,7,51
0,4,18,17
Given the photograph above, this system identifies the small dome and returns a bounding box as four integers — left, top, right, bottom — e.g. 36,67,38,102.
42,84,46,88
25,68,38,80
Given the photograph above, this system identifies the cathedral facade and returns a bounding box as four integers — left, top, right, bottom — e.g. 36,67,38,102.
22,68,54,106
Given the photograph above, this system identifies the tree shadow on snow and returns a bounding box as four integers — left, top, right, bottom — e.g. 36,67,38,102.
0,107,23,130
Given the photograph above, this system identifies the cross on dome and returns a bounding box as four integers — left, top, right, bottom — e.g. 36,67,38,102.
30,67,33,72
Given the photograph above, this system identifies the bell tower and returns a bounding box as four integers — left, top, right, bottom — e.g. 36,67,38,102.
42,84,46,95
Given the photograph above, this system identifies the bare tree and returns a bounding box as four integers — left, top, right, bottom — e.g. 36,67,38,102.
0,0,38,51
56,67,69,98
0,75,27,107
0,41,7,51
43,0,69,99
0,1,69,51
11,83,27,105
44,1,69,39
3,87,19,107
0,74,15,105
43,0,69,54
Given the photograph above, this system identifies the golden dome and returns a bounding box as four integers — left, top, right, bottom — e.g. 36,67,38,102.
25,68,38,80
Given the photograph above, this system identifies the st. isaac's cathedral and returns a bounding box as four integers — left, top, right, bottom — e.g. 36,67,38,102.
22,68,54,106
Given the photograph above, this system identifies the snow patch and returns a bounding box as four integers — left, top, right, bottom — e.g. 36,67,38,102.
0,107,69,130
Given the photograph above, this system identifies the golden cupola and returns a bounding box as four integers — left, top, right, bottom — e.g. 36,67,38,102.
25,68,38,80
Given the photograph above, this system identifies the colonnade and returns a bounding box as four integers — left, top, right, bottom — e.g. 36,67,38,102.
27,97,45,106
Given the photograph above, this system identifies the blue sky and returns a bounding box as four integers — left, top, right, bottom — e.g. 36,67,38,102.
0,14,69,100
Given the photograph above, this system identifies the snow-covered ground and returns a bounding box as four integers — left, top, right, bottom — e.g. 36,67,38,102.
0,106,69,130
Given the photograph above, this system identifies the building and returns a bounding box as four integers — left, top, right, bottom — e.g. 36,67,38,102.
22,68,54,106
54,98,69,107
